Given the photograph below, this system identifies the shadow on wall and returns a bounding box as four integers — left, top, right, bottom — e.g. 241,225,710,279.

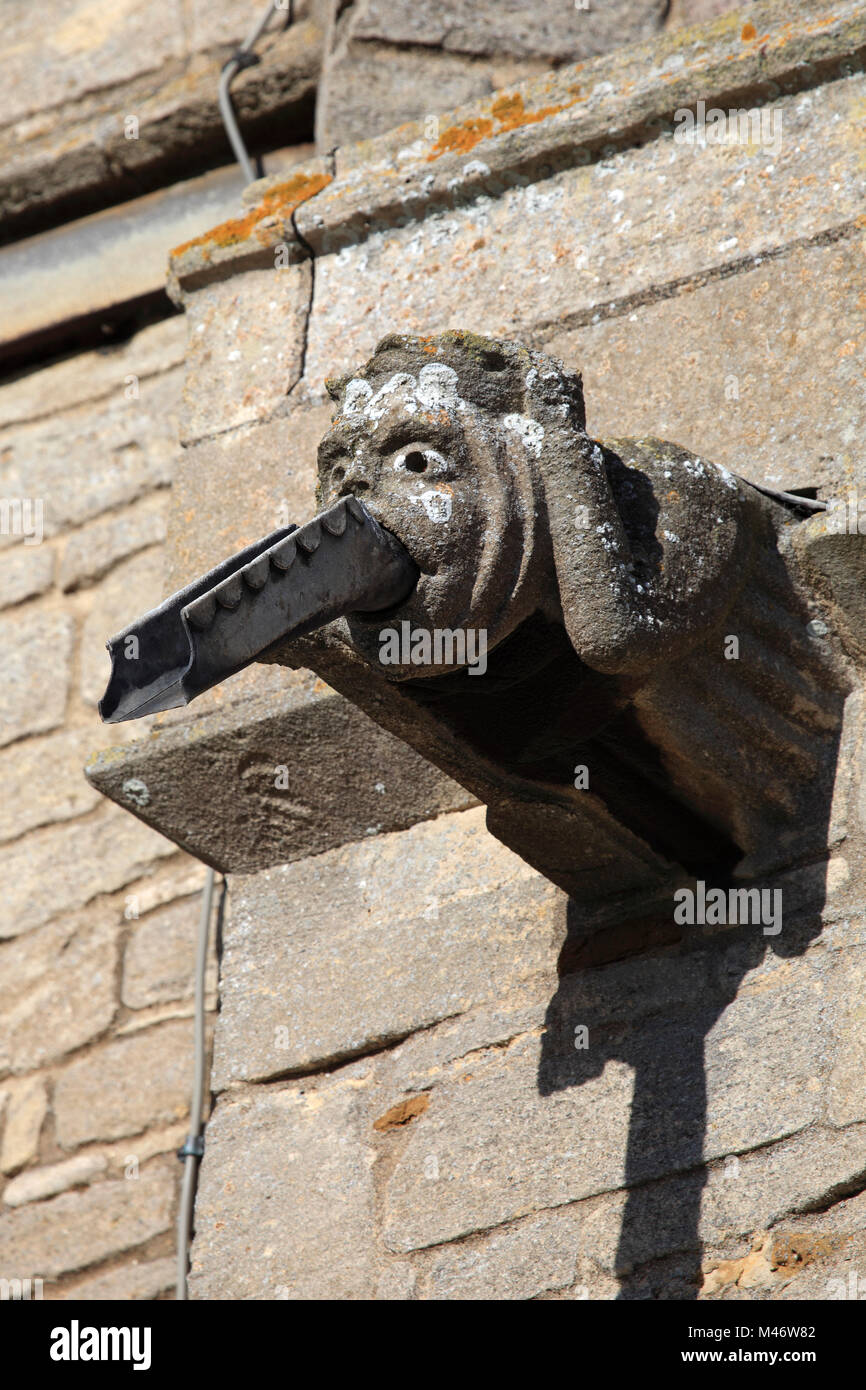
538,846,838,1299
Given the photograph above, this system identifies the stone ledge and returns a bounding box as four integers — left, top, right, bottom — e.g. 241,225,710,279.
85,686,477,873
167,0,866,290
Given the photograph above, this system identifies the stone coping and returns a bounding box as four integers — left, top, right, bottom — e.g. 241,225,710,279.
168,0,866,293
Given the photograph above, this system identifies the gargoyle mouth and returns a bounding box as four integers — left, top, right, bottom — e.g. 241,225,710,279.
98,497,419,723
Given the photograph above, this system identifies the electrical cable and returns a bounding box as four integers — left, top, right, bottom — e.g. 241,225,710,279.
176,866,221,1300
218,0,293,185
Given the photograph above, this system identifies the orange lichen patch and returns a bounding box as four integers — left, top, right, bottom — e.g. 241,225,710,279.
170,170,332,261
426,89,579,162
427,115,495,160
373,1094,430,1132
741,21,758,41
490,91,562,133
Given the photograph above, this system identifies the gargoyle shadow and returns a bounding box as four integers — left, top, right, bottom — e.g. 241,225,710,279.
537,742,841,1300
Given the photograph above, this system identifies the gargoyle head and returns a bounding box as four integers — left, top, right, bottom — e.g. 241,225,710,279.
318,330,756,679
316,330,584,676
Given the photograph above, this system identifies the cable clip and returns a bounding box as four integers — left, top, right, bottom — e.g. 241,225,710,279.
177,1135,205,1162
223,48,261,74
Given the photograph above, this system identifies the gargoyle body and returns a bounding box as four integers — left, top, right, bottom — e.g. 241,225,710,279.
101,332,853,912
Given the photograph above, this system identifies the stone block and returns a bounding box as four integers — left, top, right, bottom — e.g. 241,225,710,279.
0,0,186,132
381,938,841,1253
166,403,329,593
0,545,54,609
188,1082,377,1300
213,807,563,1085
0,1078,48,1174
0,369,181,545
304,71,866,394
355,0,666,62
59,492,167,592
0,808,175,939
179,265,312,444
0,317,187,432
122,895,217,1010
0,1166,175,1280
54,1020,194,1148
318,0,667,149
3,1153,108,1208
0,609,73,747
318,47,495,153
52,1255,176,1301
0,915,118,1072
0,725,143,844
544,237,866,497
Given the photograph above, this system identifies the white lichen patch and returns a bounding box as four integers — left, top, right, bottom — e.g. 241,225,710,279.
503,413,545,458
410,489,453,522
417,363,460,411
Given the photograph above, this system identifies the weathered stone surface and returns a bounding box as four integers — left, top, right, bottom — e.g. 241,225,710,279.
0,725,143,843
318,47,495,154
166,403,328,593
545,237,866,497
189,1082,378,1300
53,1254,176,1301
0,1166,175,1280
59,492,167,592
0,317,187,431
80,547,165,708
122,895,217,1010
318,0,668,149
0,609,73,747
179,265,312,444
54,1020,194,1147
825,948,866,1128
0,809,175,938
355,0,666,61
0,369,180,545
87,684,475,874
1,0,185,131
120,858,209,919
214,807,562,1085
0,1078,48,1174
0,545,54,609
381,938,850,1253
3,1152,107,1208
0,3,321,241
669,0,750,28
304,71,866,394
0,915,118,1072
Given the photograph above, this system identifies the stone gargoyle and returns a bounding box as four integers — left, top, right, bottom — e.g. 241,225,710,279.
99,331,856,912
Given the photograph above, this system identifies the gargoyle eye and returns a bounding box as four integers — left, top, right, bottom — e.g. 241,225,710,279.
404,450,428,473
331,465,345,485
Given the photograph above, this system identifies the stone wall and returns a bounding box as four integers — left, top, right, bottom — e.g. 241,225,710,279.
0,319,211,1299
4,0,852,1306
130,0,865,1299
0,0,323,1301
